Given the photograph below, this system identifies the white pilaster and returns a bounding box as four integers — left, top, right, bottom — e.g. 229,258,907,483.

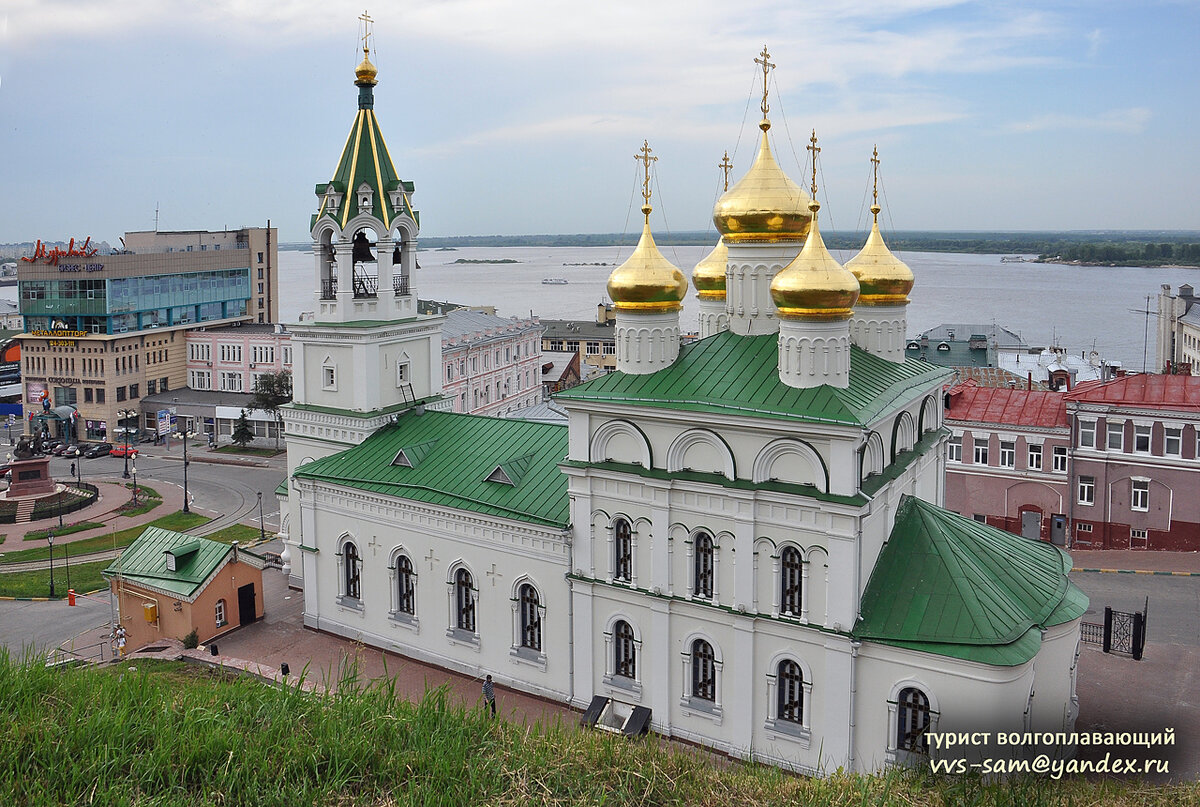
849,304,908,363
697,297,729,339
615,310,681,375
724,243,803,336
778,318,852,389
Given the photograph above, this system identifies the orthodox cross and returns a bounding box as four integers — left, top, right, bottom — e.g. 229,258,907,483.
719,151,733,192
424,547,439,571
807,130,821,197
486,563,503,587
367,535,380,556
870,145,881,220
635,140,656,208
755,45,775,117
359,10,374,55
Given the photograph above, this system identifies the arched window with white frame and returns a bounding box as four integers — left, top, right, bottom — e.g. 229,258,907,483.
613,517,633,583
455,568,475,633
396,554,416,615
519,583,541,652
693,530,714,600
780,546,802,617
896,687,932,753
342,541,361,600
614,620,636,679
764,653,814,744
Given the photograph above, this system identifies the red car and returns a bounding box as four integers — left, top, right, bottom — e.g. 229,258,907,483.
110,445,139,458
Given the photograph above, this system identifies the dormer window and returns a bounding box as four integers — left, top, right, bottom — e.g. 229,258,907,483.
322,185,343,216
357,182,374,215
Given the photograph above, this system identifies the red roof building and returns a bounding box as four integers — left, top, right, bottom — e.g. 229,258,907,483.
945,375,1200,551
1064,374,1200,550
943,382,1071,544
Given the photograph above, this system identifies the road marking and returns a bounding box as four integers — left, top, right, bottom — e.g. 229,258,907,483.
1072,567,1200,577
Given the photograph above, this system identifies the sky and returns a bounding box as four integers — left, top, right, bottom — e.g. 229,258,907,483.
2,0,1197,244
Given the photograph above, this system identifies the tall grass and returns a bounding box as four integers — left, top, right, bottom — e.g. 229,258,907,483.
0,654,1192,806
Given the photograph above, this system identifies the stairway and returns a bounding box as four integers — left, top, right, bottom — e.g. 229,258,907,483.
15,500,36,523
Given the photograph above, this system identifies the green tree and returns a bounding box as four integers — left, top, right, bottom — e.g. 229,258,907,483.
250,370,292,451
231,410,254,448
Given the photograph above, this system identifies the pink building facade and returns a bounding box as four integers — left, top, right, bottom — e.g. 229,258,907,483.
944,382,1072,544
185,323,293,394
441,310,544,416
1066,375,1200,551
945,375,1200,551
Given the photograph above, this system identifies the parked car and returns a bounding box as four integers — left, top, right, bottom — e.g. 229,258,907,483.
84,443,113,458
110,445,139,458
40,440,63,455
62,444,83,458
51,443,71,456
138,433,157,444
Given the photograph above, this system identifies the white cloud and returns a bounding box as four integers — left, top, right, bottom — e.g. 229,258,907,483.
1005,107,1151,134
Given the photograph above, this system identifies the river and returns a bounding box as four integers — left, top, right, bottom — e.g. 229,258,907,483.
273,246,1198,371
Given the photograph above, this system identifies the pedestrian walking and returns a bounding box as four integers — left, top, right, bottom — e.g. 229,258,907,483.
115,625,127,657
482,674,496,717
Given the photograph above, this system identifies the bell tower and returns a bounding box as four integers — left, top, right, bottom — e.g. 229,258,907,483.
279,13,448,586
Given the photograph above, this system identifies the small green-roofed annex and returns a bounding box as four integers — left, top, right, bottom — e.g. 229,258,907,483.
102,527,233,600
854,496,1087,666
556,330,951,427
293,410,570,529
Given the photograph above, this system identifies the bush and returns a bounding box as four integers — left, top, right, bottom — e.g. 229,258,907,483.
181,629,199,650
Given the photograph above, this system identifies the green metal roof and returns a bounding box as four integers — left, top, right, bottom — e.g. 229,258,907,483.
293,410,570,528
855,496,1087,666
102,527,232,599
556,331,950,427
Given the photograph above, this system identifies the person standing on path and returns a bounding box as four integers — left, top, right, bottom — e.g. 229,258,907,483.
482,674,496,717
115,625,127,657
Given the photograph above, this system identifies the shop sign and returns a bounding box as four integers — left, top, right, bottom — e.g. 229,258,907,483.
20,237,99,267
26,383,47,405
47,377,82,385
32,330,88,338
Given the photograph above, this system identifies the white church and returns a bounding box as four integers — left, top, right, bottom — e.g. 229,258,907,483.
277,35,1086,774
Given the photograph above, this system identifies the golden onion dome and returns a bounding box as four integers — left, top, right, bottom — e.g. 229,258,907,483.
691,238,728,299
355,48,378,86
607,206,688,312
770,201,860,320
844,206,914,305
713,120,812,243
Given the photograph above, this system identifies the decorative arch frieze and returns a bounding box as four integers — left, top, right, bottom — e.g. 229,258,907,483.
590,419,652,468
666,429,736,479
752,438,828,491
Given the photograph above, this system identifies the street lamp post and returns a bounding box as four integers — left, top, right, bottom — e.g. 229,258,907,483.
176,399,190,514
130,461,138,504
257,491,265,544
120,409,135,479
47,532,55,599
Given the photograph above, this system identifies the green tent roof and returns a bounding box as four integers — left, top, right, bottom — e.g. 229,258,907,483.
293,410,570,529
855,496,1087,666
102,527,232,599
556,330,950,427
312,81,416,233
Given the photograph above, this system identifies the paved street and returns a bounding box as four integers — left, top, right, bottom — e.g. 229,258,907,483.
1070,570,1200,646
0,590,114,660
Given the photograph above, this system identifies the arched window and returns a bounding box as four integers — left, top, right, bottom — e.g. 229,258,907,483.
614,620,636,679
777,659,804,723
455,568,475,632
343,542,361,600
614,518,633,582
519,584,541,652
693,531,714,599
692,639,716,701
396,555,415,615
897,687,931,753
781,547,802,616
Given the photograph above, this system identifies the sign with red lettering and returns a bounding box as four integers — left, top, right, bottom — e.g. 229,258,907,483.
20,237,99,266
